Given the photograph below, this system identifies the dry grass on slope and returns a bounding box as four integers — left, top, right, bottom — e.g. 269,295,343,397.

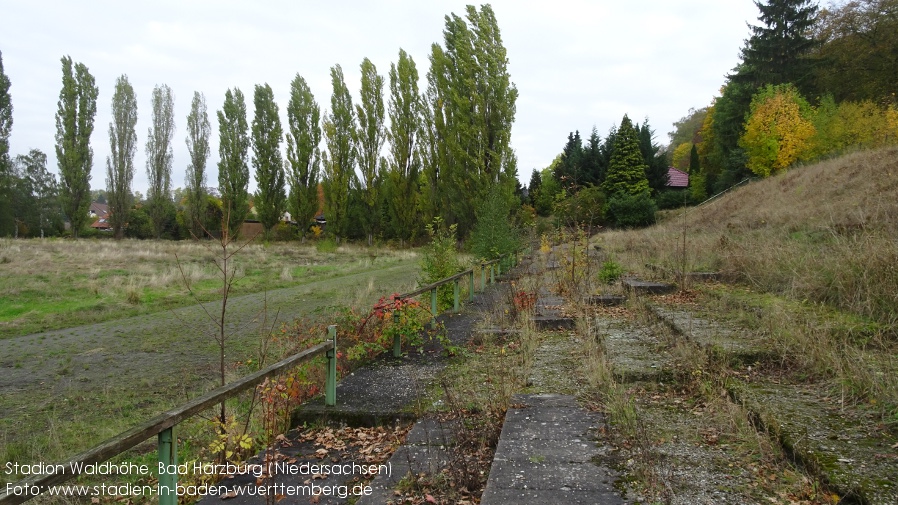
604,147,898,327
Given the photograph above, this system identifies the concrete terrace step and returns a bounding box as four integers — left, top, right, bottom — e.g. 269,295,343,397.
648,304,898,504
480,394,624,505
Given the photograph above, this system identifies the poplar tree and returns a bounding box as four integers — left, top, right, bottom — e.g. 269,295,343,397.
18,149,62,238
386,49,422,244
422,5,518,237
106,75,138,239
185,91,211,238
0,50,14,235
251,83,285,239
217,88,250,238
355,57,386,246
146,84,175,239
322,65,356,241
285,74,321,237
55,56,99,238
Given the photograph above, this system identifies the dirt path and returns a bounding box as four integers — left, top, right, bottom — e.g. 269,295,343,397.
0,262,419,464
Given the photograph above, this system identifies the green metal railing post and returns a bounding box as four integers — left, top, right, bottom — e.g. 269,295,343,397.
481,262,486,291
325,325,337,406
392,310,402,358
453,279,460,312
158,428,177,505
468,271,475,302
431,288,438,327
490,264,495,284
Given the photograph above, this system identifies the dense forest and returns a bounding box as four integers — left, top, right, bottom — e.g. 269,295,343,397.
2,1,898,243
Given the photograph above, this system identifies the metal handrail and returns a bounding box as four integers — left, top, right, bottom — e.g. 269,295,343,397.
0,328,338,505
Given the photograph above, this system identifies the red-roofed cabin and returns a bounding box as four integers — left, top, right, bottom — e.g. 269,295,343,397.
666,167,689,189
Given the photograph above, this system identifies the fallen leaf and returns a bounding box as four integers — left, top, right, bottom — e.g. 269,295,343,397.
425,494,437,503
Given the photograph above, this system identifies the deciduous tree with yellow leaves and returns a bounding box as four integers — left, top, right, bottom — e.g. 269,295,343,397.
739,84,815,177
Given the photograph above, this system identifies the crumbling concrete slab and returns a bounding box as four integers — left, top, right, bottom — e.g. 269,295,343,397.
479,394,625,505
623,279,676,295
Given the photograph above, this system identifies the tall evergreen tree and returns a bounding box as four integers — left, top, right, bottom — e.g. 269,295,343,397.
217,88,250,238
355,57,387,245
55,56,98,238
689,144,700,173
251,83,286,239
0,50,14,236
581,127,605,187
422,4,518,237
185,91,211,238
285,74,321,238
527,168,541,207
602,115,649,197
322,65,356,241
386,49,423,244
555,131,583,191
146,84,175,239
636,119,669,195
738,0,819,94
106,75,138,239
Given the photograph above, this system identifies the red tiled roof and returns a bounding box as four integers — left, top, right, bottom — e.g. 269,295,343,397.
667,167,689,188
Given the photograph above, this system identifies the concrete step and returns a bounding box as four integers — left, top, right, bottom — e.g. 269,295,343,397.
480,393,624,505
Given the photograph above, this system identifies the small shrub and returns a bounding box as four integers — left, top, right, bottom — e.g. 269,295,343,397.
420,217,461,311
470,189,521,261
315,237,338,253
598,258,624,284
605,191,657,228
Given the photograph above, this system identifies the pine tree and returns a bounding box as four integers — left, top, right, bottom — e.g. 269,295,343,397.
581,127,604,187
106,75,138,239
55,56,99,238
251,83,286,239
636,119,669,194
217,88,250,238
555,131,583,191
285,74,321,238
602,115,649,197
739,0,819,94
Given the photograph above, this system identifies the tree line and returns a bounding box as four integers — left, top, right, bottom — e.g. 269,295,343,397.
0,4,518,244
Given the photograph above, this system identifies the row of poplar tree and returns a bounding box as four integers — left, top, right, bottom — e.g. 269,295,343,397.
0,4,518,243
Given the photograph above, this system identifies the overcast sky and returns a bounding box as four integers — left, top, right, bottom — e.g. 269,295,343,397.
1,0,760,194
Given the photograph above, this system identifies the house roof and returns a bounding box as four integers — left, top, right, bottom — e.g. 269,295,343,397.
667,167,689,188
89,202,109,217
